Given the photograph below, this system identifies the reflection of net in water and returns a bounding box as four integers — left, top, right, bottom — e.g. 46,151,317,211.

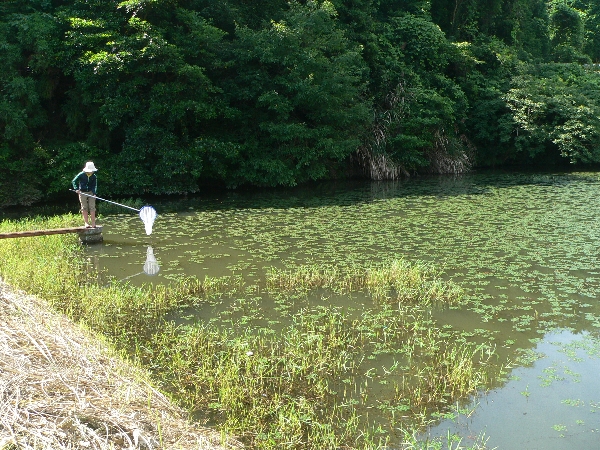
139,206,157,235
119,246,160,281
143,246,160,275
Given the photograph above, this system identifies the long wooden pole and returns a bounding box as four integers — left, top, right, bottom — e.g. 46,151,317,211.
0,227,92,239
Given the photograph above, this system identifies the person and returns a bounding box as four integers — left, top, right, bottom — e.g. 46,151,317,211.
72,161,98,228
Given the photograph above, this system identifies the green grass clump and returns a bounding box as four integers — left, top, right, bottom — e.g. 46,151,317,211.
266,259,462,305
0,215,497,449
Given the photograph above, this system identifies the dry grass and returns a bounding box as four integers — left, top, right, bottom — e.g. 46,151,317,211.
0,279,243,450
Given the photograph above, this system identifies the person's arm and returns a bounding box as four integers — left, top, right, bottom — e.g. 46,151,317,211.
71,172,81,191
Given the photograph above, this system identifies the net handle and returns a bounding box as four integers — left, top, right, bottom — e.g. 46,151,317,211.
71,190,140,212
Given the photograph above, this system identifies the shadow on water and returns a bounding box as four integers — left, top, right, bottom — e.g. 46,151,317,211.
136,169,600,213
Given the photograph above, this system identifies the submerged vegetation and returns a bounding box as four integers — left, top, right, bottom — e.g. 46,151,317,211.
0,214,499,449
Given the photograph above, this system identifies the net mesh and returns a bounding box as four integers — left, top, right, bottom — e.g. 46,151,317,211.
139,206,157,235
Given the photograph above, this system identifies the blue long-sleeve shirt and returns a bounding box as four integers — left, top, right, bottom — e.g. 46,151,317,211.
72,172,97,194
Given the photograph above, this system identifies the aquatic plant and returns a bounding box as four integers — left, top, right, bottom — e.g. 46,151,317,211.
266,259,462,305
0,215,498,449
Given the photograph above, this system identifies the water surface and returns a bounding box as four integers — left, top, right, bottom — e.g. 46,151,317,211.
86,171,600,448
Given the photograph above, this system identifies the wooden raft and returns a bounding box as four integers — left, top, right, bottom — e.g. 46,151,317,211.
0,226,103,244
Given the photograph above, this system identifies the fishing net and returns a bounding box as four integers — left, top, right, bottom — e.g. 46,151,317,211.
139,206,157,235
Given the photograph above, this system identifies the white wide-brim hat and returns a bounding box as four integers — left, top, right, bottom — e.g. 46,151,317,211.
83,161,98,172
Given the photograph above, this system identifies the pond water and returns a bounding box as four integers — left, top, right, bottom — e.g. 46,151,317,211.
84,170,600,448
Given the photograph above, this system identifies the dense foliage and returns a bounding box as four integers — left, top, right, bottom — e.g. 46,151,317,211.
1,0,600,205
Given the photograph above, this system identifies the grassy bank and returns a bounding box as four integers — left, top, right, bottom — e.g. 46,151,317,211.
0,215,497,449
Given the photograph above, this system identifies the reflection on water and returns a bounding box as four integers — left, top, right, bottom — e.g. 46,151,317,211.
143,246,160,275
119,246,160,281
82,170,600,447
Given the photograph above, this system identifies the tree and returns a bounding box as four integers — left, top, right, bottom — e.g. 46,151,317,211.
0,1,64,205
55,0,226,194
212,0,371,187
457,37,522,166
504,63,600,163
549,1,590,63
356,12,472,176
573,0,600,62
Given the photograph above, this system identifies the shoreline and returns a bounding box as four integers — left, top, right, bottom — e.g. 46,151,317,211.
0,278,242,450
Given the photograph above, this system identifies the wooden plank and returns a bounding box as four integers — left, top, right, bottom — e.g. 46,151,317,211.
0,226,101,239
